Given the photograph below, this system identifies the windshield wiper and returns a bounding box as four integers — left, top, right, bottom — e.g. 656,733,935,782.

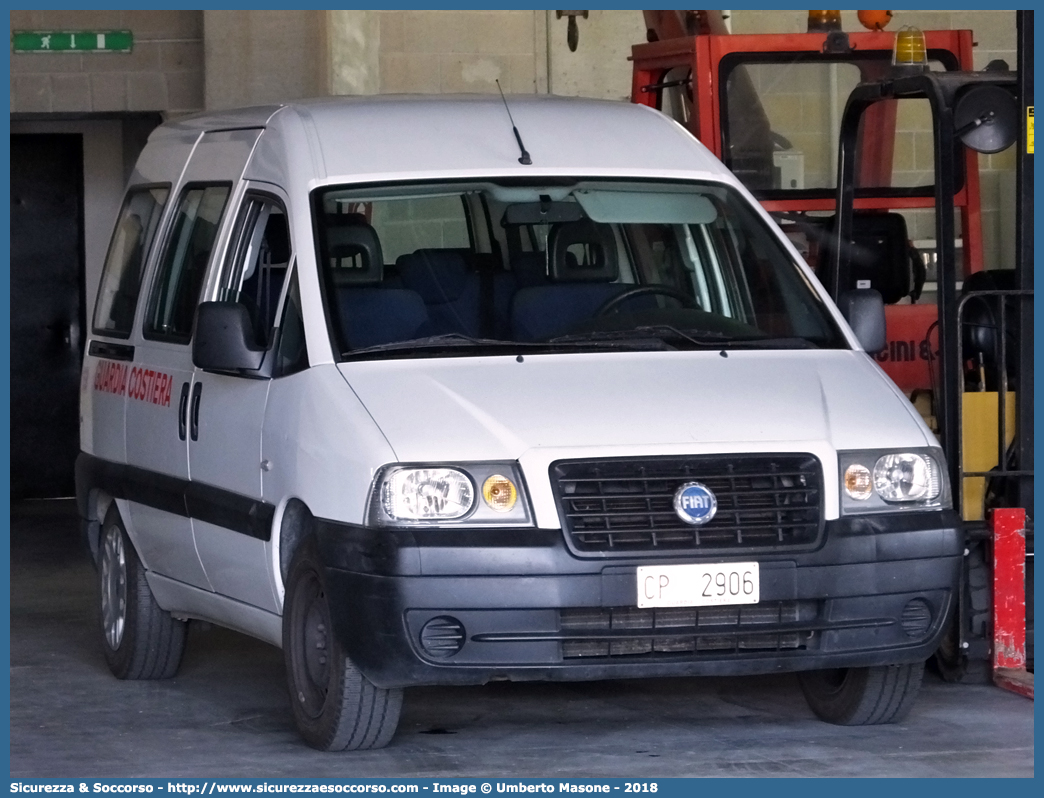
342,333,661,359
716,336,819,350
549,325,727,348
549,326,819,351
344,333,529,357
342,329,818,359
631,326,820,350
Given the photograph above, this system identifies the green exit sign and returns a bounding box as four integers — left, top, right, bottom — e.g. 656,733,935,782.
12,30,133,53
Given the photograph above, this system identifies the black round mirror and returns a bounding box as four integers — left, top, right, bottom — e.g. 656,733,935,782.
954,85,1018,153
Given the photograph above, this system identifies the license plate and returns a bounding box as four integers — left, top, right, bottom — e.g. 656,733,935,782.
637,562,760,608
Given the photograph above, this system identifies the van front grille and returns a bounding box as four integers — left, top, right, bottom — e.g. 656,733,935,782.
558,602,818,659
551,455,822,555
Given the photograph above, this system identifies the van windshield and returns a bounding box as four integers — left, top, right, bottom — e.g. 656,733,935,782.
313,180,847,360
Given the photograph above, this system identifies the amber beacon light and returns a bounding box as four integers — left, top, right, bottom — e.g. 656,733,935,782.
893,26,928,72
807,10,842,32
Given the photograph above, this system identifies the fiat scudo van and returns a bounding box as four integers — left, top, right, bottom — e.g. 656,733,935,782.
77,95,960,750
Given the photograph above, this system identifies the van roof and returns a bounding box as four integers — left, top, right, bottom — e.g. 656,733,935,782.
158,94,736,184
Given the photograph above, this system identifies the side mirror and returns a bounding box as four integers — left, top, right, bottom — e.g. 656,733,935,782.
838,289,886,354
192,301,266,372
954,84,1018,154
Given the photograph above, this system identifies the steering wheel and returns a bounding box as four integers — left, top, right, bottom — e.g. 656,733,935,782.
596,285,700,316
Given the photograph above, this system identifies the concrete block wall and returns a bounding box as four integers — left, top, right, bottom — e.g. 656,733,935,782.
376,10,546,95
203,11,546,109
546,10,647,101
203,10,325,109
10,10,204,115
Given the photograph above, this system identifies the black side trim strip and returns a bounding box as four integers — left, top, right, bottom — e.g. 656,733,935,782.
76,452,273,541
88,340,135,361
185,481,274,541
122,465,190,517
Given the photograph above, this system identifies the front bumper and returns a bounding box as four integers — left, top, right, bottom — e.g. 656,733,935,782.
316,511,962,689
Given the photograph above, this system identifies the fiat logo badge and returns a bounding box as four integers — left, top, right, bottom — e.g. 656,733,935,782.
673,481,718,526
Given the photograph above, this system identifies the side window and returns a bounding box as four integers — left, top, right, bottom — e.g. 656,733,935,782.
221,195,292,348
144,184,231,343
368,195,471,262
273,270,308,377
93,186,169,337
625,224,690,291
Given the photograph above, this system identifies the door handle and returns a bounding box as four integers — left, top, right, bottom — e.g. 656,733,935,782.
190,382,202,441
178,382,190,441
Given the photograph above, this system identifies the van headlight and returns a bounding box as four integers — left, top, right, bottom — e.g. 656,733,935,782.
873,453,941,502
839,448,949,514
369,463,532,527
382,468,474,521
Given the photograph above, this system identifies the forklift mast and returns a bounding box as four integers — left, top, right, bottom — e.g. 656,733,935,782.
830,24,1032,686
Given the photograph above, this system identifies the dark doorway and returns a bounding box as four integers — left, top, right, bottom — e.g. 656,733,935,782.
10,134,86,499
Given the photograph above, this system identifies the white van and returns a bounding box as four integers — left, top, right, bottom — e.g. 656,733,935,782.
78,95,960,751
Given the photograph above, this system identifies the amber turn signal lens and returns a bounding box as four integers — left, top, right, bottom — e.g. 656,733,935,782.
482,475,518,512
844,464,873,500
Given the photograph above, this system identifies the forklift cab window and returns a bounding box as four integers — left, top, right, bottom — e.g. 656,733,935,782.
720,54,953,198
724,61,862,192
659,66,693,128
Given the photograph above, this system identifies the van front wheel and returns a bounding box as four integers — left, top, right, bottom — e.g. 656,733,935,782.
798,662,924,725
283,540,402,751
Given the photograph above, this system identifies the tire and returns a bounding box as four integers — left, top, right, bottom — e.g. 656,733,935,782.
283,538,403,751
934,543,992,683
99,505,187,680
798,661,924,725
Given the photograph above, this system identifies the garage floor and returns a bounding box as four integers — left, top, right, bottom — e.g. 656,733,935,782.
10,500,1034,778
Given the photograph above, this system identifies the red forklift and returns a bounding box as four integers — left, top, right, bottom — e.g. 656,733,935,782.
620,10,1033,688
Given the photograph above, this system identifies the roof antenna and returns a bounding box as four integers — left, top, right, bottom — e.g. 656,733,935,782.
496,80,532,165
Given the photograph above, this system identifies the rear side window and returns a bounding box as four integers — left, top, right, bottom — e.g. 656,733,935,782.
93,186,169,338
144,184,231,343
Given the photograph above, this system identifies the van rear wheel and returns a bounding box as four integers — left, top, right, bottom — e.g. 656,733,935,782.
798,661,924,725
99,505,186,680
283,539,402,751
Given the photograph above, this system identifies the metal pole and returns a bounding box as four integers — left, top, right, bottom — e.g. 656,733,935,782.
1015,10,1034,517
932,83,962,506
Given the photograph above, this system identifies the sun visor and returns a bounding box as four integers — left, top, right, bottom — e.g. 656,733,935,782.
574,190,718,225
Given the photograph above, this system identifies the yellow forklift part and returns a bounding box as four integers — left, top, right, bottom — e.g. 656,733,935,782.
961,391,1016,521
